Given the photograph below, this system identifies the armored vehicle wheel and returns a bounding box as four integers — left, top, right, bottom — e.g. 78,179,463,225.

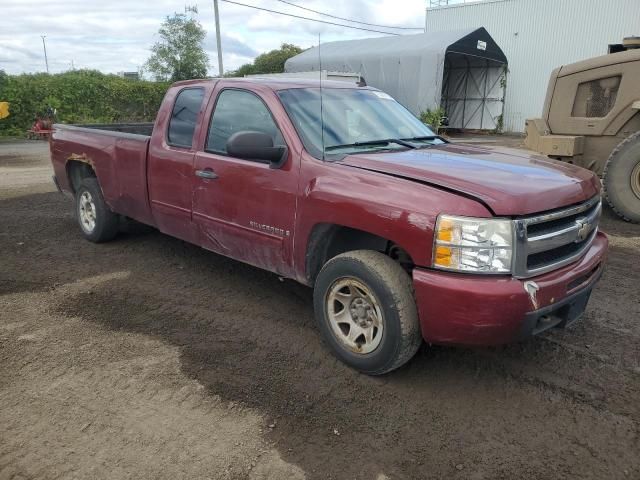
603,132,640,223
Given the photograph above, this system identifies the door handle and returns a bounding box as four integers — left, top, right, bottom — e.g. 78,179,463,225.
195,168,218,179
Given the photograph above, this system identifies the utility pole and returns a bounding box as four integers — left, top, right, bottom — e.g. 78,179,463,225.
213,0,224,76
41,35,49,74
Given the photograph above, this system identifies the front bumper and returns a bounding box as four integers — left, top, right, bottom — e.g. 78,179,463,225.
412,232,608,346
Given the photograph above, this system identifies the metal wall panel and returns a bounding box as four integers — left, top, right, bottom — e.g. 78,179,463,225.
426,0,640,132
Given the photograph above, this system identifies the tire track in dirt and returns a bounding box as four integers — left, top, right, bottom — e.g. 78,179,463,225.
0,284,306,480
49,248,640,479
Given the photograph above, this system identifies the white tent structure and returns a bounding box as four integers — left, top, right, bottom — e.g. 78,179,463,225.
285,27,508,131
425,0,640,132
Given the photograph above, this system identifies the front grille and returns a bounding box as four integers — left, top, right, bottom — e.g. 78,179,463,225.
526,208,594,237
526,238,592,270
513,196,601,278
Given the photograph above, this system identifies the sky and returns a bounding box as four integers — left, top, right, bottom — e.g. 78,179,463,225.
0,0,429,76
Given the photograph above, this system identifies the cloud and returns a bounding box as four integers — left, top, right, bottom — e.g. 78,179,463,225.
0,0,426,75
203,33,259,59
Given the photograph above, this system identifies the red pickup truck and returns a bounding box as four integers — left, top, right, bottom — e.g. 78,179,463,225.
50,78,607,374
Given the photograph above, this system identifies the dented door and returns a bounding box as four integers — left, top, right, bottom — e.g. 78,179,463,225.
191,87,298,277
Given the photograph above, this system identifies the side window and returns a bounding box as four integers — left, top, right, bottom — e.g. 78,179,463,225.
167,88,205,148
571,76,621,118
206,89,284,154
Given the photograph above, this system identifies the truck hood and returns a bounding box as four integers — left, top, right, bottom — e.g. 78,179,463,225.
339,143,600,216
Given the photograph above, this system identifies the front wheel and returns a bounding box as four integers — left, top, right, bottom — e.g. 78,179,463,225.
75,178,119,243
313,250,422,375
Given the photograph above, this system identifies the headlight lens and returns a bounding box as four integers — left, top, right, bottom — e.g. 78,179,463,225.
433,215,513,273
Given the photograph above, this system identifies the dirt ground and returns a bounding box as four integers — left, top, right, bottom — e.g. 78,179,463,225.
1,138,639,480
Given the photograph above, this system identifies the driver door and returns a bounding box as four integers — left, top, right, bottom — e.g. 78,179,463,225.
192,87,298,277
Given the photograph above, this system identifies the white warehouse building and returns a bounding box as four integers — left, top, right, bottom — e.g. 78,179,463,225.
425,0,640,132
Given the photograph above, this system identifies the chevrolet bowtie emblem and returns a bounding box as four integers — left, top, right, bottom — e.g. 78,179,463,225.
575,218,593,242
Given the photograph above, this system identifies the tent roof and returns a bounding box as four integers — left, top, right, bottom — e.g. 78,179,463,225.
285,27,507,71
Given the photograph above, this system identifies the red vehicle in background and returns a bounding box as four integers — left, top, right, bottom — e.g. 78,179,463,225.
49,78,607,374
28,106,56,139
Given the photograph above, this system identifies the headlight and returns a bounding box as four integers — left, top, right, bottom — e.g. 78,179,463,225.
433,214,513,273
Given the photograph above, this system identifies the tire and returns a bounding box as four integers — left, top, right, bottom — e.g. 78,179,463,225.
75,178,119,242
603,131,640,223
313,250,422,375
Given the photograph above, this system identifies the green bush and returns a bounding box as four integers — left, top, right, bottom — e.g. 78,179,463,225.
225,43,304,77
0,70,170,136
419,107,446,133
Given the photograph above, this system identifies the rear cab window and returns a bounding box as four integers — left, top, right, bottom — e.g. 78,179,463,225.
167,87,205,148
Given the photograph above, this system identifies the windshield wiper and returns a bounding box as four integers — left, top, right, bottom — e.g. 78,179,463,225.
399,135,448,149
401,135,443,142
325,138,416,152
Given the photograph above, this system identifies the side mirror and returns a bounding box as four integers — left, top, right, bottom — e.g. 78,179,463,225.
226,131,288,169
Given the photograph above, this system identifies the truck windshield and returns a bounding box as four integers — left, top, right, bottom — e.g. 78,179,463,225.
277,88,443,159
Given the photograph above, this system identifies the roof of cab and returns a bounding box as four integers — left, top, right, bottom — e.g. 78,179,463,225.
171,77,370,91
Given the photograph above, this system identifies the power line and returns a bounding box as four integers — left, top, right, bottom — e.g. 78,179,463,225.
219,0,402,36
273,0,424,31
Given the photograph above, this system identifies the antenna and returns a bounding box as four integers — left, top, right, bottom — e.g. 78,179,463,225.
318,33,325,161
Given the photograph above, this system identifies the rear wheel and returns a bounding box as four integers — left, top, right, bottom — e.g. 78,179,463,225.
603,132,640,223
75,178,119,242
313,250,422,375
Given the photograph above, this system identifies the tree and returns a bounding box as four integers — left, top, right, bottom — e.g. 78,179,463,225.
226,43,304,77
145,13,209,82
228,63,256,78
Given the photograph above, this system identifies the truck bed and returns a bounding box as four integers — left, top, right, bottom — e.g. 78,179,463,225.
50,123,155,226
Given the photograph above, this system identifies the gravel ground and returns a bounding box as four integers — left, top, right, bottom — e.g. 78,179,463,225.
1,139,639,480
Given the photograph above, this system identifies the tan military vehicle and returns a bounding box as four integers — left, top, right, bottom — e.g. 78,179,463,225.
525,37,640,222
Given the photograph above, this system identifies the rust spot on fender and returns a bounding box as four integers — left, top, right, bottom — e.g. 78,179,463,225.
66,153,95,168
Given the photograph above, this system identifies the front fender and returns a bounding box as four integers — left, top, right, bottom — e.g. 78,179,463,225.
293,159,492,283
